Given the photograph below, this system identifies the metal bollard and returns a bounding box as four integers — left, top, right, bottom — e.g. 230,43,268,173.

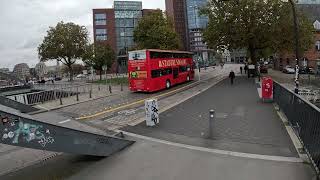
209,109,215,139
89,90,92,98
109,85,112,94
76,87,79,101
98,84,101,91
59,93,63,105
121,82,123,91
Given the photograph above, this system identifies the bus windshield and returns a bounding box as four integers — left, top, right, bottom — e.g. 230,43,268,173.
128,50,146,61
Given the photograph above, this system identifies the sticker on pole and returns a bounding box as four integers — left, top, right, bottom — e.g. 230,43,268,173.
145,99,159,126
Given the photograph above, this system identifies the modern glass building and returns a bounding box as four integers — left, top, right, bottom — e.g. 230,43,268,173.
297,0,320,4
186,0,208,30
185,0,214,66
114,1,142,56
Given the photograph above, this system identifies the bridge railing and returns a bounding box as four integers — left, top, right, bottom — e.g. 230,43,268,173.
7,84,90,105
274,82,320,174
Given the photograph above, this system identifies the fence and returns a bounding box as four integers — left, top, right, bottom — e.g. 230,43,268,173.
7,83,122,106
274,82,320,174
7,89,79,105
7,84,93,105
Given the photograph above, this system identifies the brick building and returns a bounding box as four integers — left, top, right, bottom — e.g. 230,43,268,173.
165,0,189,51
166,0,215,66
275,4,320,70
93,1,158,72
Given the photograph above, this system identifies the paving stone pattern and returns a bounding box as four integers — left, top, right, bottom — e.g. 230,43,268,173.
123,77,298,157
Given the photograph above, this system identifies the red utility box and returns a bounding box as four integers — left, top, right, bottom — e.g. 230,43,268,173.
262,77,273,100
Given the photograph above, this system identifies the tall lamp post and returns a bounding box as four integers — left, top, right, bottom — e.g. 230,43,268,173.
282,0,300,93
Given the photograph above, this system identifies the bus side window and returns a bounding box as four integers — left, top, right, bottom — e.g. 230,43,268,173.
162,68,172,76
166,68,172,74
151,69,162,78
179,66,187,72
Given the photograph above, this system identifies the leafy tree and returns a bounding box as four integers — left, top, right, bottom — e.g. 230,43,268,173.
133,11,181,50
38,21,89,81
62,64,85,76
83,43,115,80
200,0,313,65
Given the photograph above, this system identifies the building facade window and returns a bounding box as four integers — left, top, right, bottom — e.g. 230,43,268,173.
95,13,107,25
96,28,107,41
316,40,320,51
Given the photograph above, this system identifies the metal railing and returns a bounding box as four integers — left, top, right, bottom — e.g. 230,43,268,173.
7,82,123,106
7,89,79,105
274,82,320,174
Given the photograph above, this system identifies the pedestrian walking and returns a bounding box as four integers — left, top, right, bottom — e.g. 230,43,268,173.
244,65,248,74
240,66,243,74
257,64,261,82
229,70,235,85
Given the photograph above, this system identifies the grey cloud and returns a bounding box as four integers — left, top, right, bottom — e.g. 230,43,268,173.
0,0,165,70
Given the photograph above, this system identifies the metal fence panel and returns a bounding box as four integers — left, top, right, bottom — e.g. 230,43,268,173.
274,82,320,173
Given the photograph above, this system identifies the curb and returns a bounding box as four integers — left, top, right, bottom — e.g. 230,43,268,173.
273,103,310,163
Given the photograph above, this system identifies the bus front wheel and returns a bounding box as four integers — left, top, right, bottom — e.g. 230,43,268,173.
166,80,171,89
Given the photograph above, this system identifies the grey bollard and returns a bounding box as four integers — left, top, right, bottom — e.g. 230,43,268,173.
89,90,92,98
76,88,79,101
109,85,112,94
209,109,215,139
59,94,63,105
98,85,101,91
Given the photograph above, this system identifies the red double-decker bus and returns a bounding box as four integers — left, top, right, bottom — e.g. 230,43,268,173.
128,49,195,92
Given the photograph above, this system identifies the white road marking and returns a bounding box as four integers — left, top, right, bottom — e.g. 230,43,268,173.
119,130,303,163
36,105,50,111
58,119,71,124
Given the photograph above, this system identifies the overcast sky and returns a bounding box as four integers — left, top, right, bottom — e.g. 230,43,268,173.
0,0,165,70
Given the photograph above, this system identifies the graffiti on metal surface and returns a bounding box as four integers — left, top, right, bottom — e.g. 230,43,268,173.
0,106,134,156
1,115,54,147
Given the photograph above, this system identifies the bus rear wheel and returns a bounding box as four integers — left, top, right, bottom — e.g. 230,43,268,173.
166,80,171,89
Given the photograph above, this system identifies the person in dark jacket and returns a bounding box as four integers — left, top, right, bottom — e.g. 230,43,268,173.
244,65,248,74
240,66,243,74
229,70,235,85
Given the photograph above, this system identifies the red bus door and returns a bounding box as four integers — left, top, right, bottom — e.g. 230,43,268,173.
173,68,179,84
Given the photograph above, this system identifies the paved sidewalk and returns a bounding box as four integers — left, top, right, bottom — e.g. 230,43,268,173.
67,137,314,180
123,76,298,157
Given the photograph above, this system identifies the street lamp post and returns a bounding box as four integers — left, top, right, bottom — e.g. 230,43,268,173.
282,0,300,93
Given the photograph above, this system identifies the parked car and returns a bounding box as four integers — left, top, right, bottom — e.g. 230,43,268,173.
299,68,307,74
283,66,295,74
260,65,268,73
76,74,87,79
308,67,315,74
55,77,62,81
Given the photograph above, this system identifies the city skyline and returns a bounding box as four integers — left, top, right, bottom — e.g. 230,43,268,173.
0,0,165,70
